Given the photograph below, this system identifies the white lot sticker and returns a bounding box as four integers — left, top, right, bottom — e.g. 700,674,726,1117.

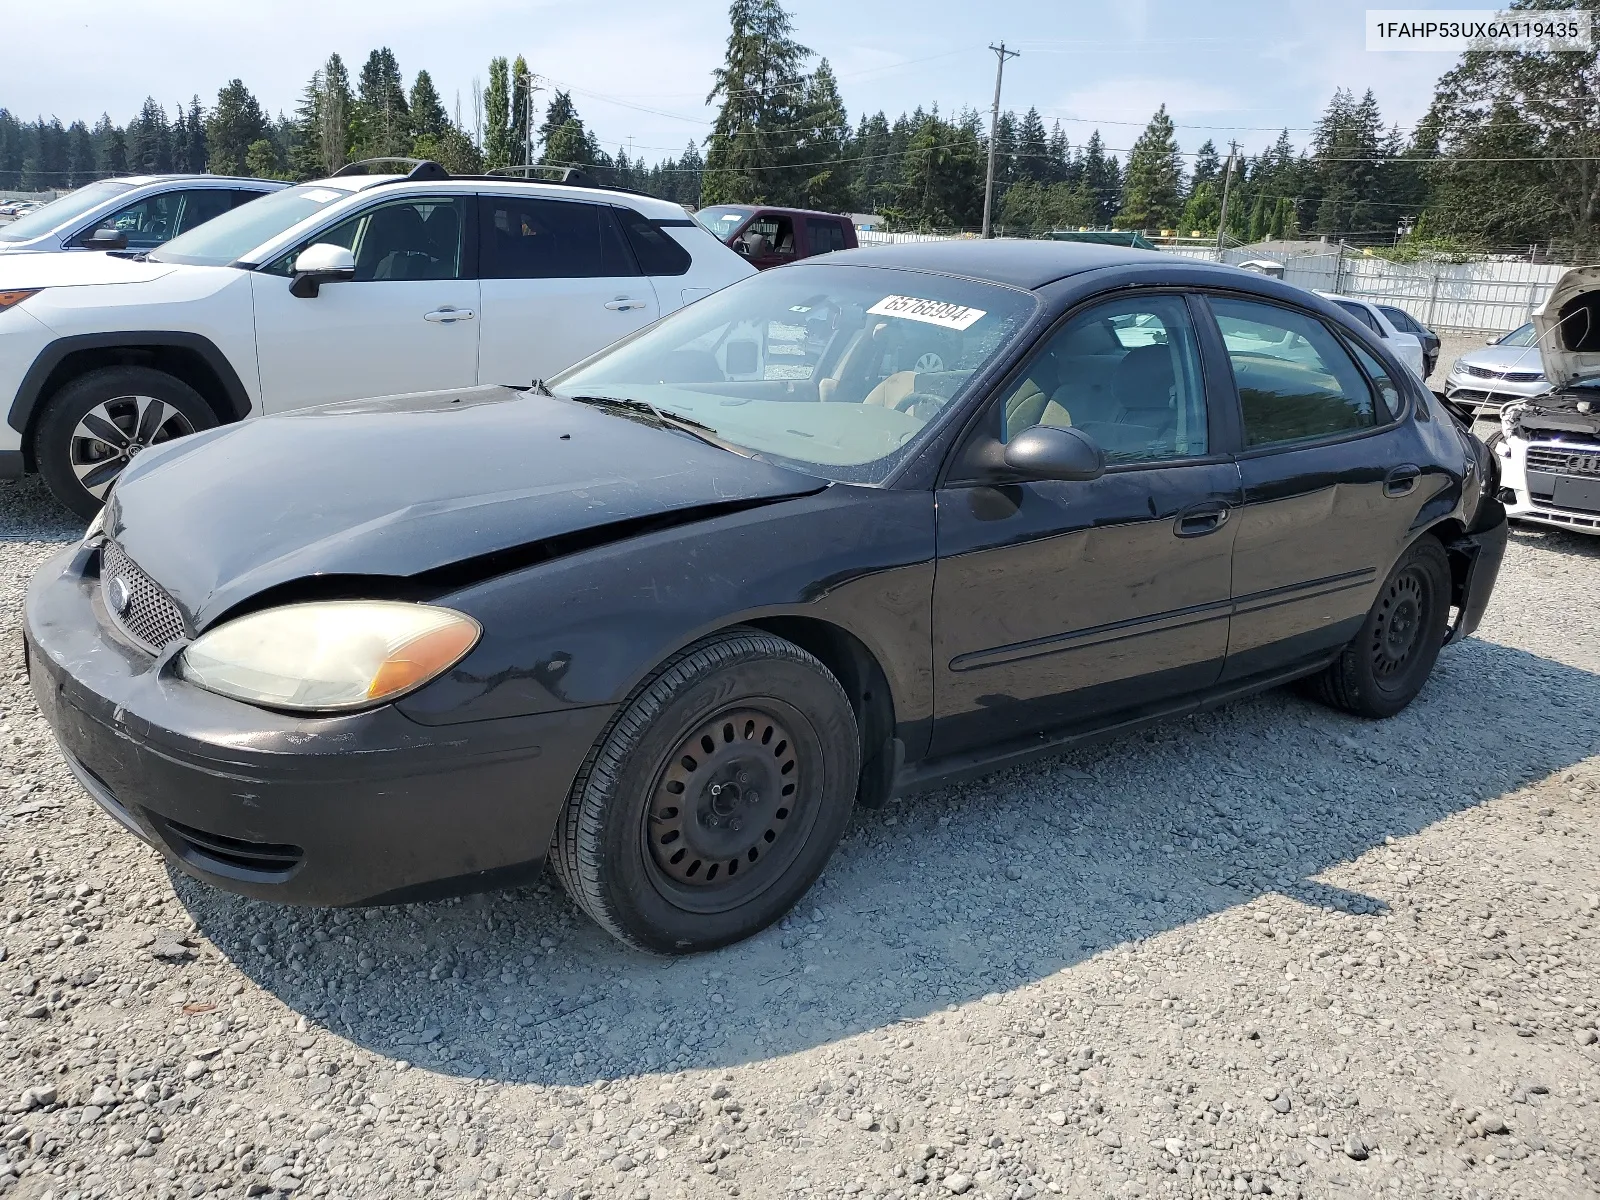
867,295,987,331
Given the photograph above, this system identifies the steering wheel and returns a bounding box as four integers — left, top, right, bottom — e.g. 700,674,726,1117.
893,392,947,420
913,352,945,372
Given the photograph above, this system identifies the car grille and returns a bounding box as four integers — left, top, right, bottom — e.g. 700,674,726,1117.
100,540,188,653
1463,364,1542,382
1527,446,1600,477
156,816,304,879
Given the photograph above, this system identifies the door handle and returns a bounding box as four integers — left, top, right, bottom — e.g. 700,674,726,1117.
1384,464,1422,497
1175,502,1231,538
604,298,647,311
423,307,475,323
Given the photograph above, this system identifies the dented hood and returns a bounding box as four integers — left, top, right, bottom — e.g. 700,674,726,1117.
1532,265,1600,390
106,386,825,629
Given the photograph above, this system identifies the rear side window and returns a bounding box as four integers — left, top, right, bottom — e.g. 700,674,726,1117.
1210,297,1379,448
1333,299,1384,336
620,211,693,276
175,189,234,236
480,196,636,279
807,220,847,256
1348,342,1401,420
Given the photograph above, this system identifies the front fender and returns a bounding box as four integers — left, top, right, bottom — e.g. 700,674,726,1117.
396,485,937,750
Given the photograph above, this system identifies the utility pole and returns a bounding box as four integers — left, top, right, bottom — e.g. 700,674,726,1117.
1214,139,1239,258
523,72,545,172
981,42,1020,239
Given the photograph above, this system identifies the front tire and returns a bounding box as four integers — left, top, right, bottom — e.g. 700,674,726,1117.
1304,536,1452,719
550,628,860,954
35,366,216,520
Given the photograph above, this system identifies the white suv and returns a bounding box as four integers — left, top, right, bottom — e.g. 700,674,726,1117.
0,161,754,516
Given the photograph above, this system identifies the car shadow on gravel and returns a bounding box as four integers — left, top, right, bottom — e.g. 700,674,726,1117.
165,625,1600,1091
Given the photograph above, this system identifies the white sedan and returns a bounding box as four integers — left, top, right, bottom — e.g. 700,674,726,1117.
1315,291,1427,381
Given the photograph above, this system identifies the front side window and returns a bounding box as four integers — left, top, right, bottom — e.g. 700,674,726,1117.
307,197,466,281
479,196,635,279
739,214,796,258
553,262,1035,483
95,191,184,250
999,294,1208,464
1211,297,1379,448
1498,322,1536,347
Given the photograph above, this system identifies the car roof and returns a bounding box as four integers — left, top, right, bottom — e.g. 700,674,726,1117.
714,205,850,220
819,239,1180,290
108,175,286,189
299,173,690,219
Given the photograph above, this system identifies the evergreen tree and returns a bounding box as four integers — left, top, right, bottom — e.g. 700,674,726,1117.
290,57,352,180
539,91,600,167
1016,106,1049,184
1190,139,1220,196
795,58,851,211
1045,121,1070,185
851,111,892,214
244,138,282,179
207,80,268,176
125,97,172,174
409,70,449,146
509,56,533,167
93,114,127,177
21,119,68,190
1116,105,1183,230
702,0,811,205
1080,131,1120,225
354,48,409,160
1178,181,1221,236
65,121,96,186
483,57,512,170
175,97,208,173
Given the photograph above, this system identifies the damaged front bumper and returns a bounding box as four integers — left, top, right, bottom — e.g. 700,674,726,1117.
1442,504,1509,645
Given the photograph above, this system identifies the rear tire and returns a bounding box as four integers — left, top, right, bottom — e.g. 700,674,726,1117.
35,366,216,520
1304,536,1452,719
550,628,860,954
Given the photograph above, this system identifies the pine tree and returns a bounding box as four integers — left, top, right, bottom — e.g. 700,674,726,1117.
126,97,172,174
1116,105,1184,231
354,48,409,161
65,121,95,186
1190,139,1220,196
483,57,511,170
1178,182,1220,236
1045,121,1070,185
93,114,128,177
539,91,599,167
1016,107,1049,184
173,97,208,173
702,0,811,205
409,70,449,146
1080,131,1120,225
795,58,850,211
206,80,267,176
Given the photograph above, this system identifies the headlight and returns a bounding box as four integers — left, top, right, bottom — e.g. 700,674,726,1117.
178,601,480,712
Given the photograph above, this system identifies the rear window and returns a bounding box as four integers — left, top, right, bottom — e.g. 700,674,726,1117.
621,211,692,276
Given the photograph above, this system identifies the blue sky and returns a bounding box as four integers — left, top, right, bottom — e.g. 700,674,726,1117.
3,0,1460,166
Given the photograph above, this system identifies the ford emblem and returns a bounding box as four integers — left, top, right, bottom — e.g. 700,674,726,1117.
107,576,133,617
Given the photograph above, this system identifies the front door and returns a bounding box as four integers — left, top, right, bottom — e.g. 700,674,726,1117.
932,293,1242,757
1202,294,1440,680
251,194,479,412
475,194,661,386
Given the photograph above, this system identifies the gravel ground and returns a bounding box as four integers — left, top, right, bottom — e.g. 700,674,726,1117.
1,474,1598,1200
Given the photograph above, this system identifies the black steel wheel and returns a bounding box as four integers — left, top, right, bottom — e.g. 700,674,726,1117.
1304,536,1451,719
550,628,859,953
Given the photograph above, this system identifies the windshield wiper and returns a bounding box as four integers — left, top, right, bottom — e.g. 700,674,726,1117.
565,393,759,459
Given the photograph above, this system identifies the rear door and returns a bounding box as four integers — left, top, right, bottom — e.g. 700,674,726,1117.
475,194,660,386
1202,294,1439,681
931,292,1242,755
251,194,480,411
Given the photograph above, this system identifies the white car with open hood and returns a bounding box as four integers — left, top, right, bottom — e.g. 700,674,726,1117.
0,160,753,517
1492,265,1600,535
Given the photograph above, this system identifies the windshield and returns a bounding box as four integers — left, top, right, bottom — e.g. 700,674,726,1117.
0,180,133,242
149,184,349,266
1498,322,1536,347
693,205,753,242
553,262,1037,484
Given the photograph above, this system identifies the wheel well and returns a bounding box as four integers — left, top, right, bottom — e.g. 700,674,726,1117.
744,616,899,809
22,345,242,467
1423,520,1473,611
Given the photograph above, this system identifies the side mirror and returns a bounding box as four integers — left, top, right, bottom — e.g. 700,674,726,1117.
1002,425,1106,483
289,243,357,298
79,226,128,251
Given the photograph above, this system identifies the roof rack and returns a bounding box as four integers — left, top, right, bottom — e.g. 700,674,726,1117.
483,164,597,187
330,158,450,181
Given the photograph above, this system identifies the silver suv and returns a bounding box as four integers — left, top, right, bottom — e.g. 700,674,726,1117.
0,175,285,256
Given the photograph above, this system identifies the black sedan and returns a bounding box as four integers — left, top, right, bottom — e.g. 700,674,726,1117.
26,242,1508,953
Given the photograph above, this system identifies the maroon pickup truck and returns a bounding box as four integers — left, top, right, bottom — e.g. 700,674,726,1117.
692,205,859,270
